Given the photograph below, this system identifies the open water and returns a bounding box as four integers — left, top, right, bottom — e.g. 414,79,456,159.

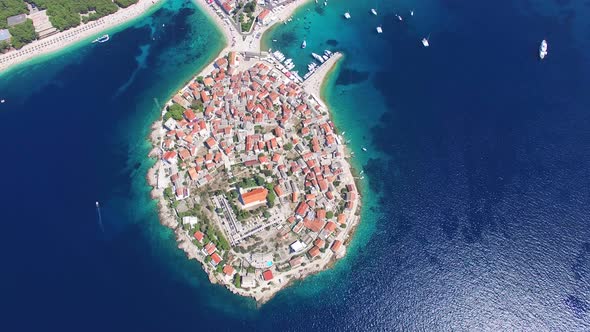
1,0,589,331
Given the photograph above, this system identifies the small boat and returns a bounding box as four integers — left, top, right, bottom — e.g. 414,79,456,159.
272,39,277,42
301,40,306,49
96,201,100,208
376,26,383,34
324,1,327,6
324,49,333,57
396,14,403,21
362,147,367,152
422,37,429,47
92,34,110,43
312,52,325,63
344,12,351,19
539,39,548,59
371,8,377,15
0,99,5,103
410,10,414,16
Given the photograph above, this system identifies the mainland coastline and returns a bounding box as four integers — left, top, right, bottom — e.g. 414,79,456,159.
147,0,361,304
0,0,163,74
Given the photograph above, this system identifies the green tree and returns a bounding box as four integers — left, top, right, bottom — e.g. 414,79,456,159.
216,262,225,273
164,187,174,200
8,19,36,49
243,1,256,14
191,99,203,112
326,211,334,219
267,190,276,207
29,0,122,31
0,0,27,29
233,274,241,288
164,103,185,121
283,142,293,151
0,40,10,52
114,0,139,8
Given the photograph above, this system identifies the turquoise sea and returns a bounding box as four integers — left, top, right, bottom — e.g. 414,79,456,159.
1,0,590,330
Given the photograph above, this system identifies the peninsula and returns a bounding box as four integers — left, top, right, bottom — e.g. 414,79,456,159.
148,0,360,304
0,0,162,73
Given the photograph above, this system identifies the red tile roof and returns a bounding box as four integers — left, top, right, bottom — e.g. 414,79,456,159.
262,269,273,281
211,252,222,265
331,240,342,252
193,231,204,242
223,264,235,276
240,188,268,205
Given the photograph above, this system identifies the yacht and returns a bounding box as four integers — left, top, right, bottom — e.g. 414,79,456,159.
322,55,329,61
344,12,351,19
422,37,429,47
371,8,377,15
312,52,325,63
539,39,548,59
273,50,286,62
324,49,333,57
301,40,307,49
92,34,110,43
376,26,383,34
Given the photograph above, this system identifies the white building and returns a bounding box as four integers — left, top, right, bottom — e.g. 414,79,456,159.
289,240,305,253
182,216,198,227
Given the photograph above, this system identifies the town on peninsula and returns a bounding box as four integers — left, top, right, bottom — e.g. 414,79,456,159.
146,0,362,303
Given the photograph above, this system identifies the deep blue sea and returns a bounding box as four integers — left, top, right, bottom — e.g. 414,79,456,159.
1,0,590,330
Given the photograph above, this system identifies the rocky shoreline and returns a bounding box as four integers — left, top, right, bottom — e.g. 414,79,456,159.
144,3,361,305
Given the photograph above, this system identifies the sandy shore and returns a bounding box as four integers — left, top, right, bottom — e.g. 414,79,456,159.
0,0,162,73
303,53,343,106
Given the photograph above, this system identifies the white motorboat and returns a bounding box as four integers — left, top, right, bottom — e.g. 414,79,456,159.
376,26,383,34
312,52,325,63
92,34,110,43
422,37,429,47
371,8,377,15
539,39,548,59
301,40,307,49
